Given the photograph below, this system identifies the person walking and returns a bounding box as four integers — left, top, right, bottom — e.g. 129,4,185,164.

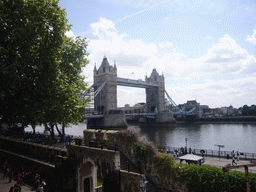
9,186,14,192
8,167,13,182
236,151,240,161
3,160,8,179
232,156,237,165
37,184,44,192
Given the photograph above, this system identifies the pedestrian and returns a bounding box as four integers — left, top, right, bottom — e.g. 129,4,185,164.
8,167,13,183
232,156,237,165
41,179,46,192
201,150,205,162
231,150,235,158
3,160,8,179
34,173,40,189
9,186,14,192
16,172,21,185
236,151,240,161
37,184,44,192
14,183,21,192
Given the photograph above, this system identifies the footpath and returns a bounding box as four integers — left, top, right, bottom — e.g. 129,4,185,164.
0,172,34,192
175,155,256,173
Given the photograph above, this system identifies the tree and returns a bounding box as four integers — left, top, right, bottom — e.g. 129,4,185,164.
0,0,69,127
45,36,90,141
242,105,250,116
0,0,90,137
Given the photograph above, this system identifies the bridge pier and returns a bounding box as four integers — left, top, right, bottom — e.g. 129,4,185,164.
87,114,128,129
139,112,176,124
155,112,176,123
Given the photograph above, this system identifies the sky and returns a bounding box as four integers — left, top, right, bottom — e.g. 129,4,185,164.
59,0,256,109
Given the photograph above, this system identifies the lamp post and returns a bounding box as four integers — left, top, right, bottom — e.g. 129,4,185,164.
215,144,225,160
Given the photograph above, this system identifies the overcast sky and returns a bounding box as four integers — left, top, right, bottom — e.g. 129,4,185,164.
59,0,256,108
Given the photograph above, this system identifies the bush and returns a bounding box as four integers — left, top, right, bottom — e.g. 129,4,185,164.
133,142,147,159
155,153,177,178
182,164,226,192
181,164,256,192
115,129,139,144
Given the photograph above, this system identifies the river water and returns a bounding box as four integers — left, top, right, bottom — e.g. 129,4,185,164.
26,123,256,153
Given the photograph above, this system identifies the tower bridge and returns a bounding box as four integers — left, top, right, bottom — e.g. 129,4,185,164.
86,56,176,128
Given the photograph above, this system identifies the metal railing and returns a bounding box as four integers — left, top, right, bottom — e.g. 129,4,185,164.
159,146,256,161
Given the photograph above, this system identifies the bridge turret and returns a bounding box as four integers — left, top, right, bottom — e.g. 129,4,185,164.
94,56,117,114
93,63,97,75
146,68,165,113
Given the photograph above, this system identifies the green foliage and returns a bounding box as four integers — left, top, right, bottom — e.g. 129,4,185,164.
155,153,176,177
242,105,256,116
133,142,147,159
226,171,246,192
181,164,256,192
0,0,68,125
0,0,90,136
156,153,175,170
182,164,226,192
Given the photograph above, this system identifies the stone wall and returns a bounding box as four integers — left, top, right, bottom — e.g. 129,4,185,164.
120,170,144,192
0,136,67,163
103,114,128,128
83,129,187,192
155,112,176,123
0,148,56,191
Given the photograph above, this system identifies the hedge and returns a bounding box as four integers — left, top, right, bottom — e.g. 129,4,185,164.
181,164,256,192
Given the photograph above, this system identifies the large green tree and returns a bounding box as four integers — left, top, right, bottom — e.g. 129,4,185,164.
44,36,90,140
0,0,90,134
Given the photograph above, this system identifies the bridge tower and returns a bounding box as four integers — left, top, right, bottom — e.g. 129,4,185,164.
93,56,117,114
145,69,165,113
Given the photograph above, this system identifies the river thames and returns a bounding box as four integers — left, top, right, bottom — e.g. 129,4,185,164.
26,122,256,153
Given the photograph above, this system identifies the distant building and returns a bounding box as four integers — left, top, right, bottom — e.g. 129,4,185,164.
119,103,146,114
203,108,213,117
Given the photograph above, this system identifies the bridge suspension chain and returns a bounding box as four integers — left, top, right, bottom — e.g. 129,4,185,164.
165,90,181,112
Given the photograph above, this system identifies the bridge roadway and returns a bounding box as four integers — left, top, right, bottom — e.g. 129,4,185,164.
85,113,157,119
117,77,158,88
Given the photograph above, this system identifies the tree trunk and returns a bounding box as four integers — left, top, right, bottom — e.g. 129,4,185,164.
55,124,64,141
46,123,55,140
61,124,65,142
31,124,36,135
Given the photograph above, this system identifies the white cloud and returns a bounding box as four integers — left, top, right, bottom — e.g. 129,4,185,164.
65,30,75,37
90,17,118,38
246,27,256,44
201,34,254,74
84,18,256,108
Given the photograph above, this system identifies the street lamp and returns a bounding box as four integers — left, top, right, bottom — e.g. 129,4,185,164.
215,144,225,160
185,138,188,154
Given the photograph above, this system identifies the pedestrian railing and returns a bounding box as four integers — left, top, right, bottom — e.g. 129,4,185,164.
158,146,256,161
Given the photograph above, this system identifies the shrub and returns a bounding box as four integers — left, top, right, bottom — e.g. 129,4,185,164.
181,164,256,192
156,153,175,170
115,129,139,144
181,164,227,192
133,142,147,159
137,140,158,161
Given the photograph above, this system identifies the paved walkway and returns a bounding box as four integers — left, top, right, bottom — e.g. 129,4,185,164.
0,172,34,192
175,155,256,173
